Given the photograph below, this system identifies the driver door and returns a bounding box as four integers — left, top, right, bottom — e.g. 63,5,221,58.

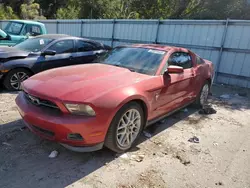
153,51,196,117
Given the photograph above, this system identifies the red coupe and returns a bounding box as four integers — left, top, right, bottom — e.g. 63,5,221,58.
16,44,214,153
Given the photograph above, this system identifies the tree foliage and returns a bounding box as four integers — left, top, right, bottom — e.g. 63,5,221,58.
20,0,45,19
0,0,250,20
56,0,81,19
0,5,18,19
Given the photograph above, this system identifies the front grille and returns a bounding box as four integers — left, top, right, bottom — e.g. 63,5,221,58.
31,124,55,137
24,92,59,109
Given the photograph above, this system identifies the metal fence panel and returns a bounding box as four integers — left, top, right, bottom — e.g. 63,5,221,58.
43,22,57,34
158,21,224,47
82,19,113,38
224,25,250,49
58,21,81,36
114,20,157,42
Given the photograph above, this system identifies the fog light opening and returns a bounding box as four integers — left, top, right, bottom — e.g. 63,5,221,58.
67,133,83,141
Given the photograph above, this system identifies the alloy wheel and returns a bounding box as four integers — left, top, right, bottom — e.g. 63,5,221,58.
10,72,29,90
116,109,141,148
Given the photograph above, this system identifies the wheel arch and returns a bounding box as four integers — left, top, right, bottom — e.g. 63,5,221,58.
128,99,148,124
115,95,150,126
3,65,34,80
7,67,34,75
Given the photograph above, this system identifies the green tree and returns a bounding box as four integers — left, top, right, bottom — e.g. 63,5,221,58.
102,0,139,19
20,0,45,19
0,4,18,19
37,0,68,19
56,6,80,19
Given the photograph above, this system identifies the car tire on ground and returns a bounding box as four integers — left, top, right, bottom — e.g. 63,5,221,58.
194,81,210,108
3,68,32,91
105,102,145,153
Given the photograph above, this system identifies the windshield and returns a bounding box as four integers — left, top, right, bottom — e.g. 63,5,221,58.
15,38,54,52
4,22,24,35
96,47,166,75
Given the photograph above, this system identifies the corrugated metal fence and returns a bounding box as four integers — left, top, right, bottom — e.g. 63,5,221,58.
1,19,250,88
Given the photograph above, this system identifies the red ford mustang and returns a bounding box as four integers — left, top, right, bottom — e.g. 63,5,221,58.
16,44,214,153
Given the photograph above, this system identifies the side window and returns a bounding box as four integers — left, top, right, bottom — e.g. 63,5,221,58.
30,25,42,36
23,25,42,36
48,40,74,54
168,52,192,69
196,56,205,65
76,40,96,52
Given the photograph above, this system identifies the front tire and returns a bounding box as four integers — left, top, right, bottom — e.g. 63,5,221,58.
3,68,32,91
105,102,145,153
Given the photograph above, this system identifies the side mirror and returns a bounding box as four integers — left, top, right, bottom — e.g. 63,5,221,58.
41,50,56,56
165,65,184,74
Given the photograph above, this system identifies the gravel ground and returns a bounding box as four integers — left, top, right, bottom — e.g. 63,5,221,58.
0,84,250,188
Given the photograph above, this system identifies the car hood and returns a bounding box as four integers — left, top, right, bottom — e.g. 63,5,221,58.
0,46,29,59
23,63,151,102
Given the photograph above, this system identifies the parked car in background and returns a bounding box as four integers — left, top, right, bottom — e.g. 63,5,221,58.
16,44,214,153
0,20,47,46
0,34,110,90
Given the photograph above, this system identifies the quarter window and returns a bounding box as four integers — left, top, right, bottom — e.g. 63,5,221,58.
168,52,192,69
196,56,205,65
76,40,96,52
48,40,74,54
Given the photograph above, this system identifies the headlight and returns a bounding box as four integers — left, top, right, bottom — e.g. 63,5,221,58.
64,103,96,116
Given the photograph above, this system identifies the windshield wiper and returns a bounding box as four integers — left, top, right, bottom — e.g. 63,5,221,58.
112,64,136,72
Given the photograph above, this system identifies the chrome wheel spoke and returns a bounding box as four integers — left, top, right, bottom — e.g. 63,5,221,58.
120,133,127,145
10,74,18,81
10,82,19,89
133,116,139,123
126,133,131,144
117,129,126,135
10,79,19,84
18,72,29,81
117,123,127,131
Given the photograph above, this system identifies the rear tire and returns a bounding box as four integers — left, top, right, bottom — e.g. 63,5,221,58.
3,68,32,91
194,81,210,108
104,102,145,153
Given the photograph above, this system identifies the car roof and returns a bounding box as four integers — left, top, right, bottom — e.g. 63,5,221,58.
131,44,179,52
33,34,71,39
32,34,103,44
9,20,45,26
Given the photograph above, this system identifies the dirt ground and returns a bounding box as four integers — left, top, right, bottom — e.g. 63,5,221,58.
0,84,250,188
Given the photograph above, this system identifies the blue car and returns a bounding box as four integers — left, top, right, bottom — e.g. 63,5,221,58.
0,34,111,90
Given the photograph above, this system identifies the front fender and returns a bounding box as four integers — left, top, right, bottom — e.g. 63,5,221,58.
117,94,150,116
1,62,31,71
90,86,151,128
0,58,36,73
